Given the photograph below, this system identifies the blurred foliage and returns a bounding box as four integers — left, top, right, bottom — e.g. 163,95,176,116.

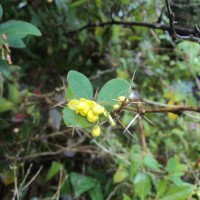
0,0,200,200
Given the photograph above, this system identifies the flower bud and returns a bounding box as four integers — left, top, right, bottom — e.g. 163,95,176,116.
68,99,80,110
91,125,101,137
113,104,120,110
92,104,104,115
87,110,99,123
118,96,128,103
108,114,116,126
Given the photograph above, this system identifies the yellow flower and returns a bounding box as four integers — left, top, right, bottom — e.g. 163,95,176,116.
112,96,128,110
118,96,128,103
87,110,99,123
68,99,80,110
91,125,101,137
92,104,105,115
76,101,90,116
68,98,105,123
113,104,120,110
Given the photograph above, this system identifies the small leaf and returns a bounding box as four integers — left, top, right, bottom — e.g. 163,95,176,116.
0,59,10,77
159,184,194,200
67,70,93,100
97,78,130,106
0,97,14,113
0,168,14,185
166,157,187,177
155,179,168,198
113,165,129,184
0,20,42,38
0,4,3,21
70,172,97,197
62,107,93,128
46,161,63,181
134,172,151,200
123,193,131,200
89,183,104,200
144,152,160,170
8,83,19,104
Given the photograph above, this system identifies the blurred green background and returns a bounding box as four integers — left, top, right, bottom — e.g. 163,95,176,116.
0,0,200,199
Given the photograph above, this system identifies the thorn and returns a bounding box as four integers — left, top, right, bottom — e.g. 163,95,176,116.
124,129,138,143
123,113,140,133
142,115,156,126
116,118,138,143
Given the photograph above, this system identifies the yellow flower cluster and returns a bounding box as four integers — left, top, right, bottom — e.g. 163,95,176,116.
113,96,129,110
68,98,105,137
67,96,127,137
68,98,105,123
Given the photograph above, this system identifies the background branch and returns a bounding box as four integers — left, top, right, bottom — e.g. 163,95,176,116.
165,0,200,42
65,20,200,42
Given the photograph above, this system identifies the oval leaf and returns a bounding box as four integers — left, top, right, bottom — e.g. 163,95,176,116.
7,36,26,48
0,20,42,38
97,78,130,105
113,165,128,184
160,185,194,200
0,97,14,113
67,70,93,99
70,172,97,197
62,107,93,128
0,59,10,77
46,161,63,181
134,172,151,200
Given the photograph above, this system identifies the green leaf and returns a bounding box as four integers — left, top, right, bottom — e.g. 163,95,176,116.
0,4,3,21
113,165,129,184
0,97,14,113
67,70,93,100
46,161,63,181
160,185,194,200
144,152,160,170
123,193,131,200
134,172,151,200
70,172,97,197
89,183,104,200
62,107,93,128
8,83,19,104
0,59,10,77
97,78,130,106
171,176,184,186
166,157,187,177
7,36,26,48
65,86,76,100
70,0,87,7
0,20,42,39
155,179,168,198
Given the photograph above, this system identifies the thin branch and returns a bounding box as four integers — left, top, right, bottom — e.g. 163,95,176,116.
123,105,200,114
138,116,147,157
65,20,200,42
22,166,43,190
165,0,200,42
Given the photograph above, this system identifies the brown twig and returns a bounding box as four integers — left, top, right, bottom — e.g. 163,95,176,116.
137,116,147,157
165,0,200,42
123,105,200,114
66,20,199,38
65,19,200,42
